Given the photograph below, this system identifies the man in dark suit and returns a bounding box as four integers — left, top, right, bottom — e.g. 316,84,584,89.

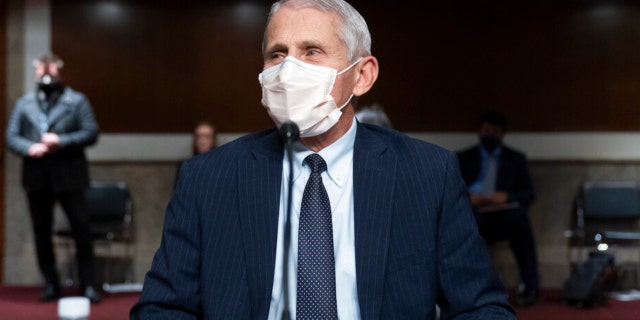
6,53,101,303
457,111,540,307
131,0,515,318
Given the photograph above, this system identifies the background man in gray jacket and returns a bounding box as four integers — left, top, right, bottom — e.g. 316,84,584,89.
6,53,101,303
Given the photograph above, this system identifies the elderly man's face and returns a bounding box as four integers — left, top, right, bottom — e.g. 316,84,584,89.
263,6,358,108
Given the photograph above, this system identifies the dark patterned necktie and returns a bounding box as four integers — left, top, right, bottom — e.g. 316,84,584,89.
296,154,338,320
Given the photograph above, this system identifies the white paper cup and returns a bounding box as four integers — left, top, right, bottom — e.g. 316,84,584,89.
58,296,90,320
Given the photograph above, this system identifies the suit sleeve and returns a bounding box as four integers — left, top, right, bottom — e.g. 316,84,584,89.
5,102,36,156
130,160,203,319
437,152,516,319
507,152,535,207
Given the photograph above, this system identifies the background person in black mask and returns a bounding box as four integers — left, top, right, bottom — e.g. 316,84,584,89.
457,110,540,308
5,53,101,303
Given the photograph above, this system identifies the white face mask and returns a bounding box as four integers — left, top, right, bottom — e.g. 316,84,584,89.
258,56,361,137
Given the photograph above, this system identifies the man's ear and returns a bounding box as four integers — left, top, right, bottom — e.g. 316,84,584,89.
353,56,379,97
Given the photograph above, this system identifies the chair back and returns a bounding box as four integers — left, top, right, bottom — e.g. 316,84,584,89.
85,181,133,240
567,180,640,269
573,180,640,246
580,180,640,220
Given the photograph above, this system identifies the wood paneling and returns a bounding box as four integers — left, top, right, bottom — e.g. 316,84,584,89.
0,0,7,283
51,1,640,132
52,1,271,133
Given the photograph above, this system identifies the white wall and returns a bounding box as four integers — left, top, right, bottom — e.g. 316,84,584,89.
87,132,640,162
408,132,640,161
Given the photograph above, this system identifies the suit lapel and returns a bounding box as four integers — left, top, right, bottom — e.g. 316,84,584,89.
236,125,397,318
237,130,283,317
24,95,43,130
47,90,73,128
353,124,396,320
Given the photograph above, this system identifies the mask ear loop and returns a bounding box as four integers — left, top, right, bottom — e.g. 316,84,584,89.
335,58,363,110
336,57,363,75
337,94,354,111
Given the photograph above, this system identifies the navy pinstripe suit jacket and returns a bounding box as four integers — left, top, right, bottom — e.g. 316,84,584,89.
131,123,515,319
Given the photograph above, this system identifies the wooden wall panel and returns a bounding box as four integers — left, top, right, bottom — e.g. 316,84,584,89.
52,1,272,133
0,0,7,283
51,1,640,132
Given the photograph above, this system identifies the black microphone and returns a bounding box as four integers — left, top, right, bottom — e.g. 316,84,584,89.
279,121,300,146
279,122,299,320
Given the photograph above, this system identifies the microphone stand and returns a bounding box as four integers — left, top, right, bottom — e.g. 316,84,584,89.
279,122,299,320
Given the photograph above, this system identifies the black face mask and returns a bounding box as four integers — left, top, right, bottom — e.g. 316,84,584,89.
480,136,501,152
37,75,63,96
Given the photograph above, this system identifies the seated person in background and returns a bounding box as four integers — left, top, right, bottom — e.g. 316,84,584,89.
192,120,217,155
174,121,217,189
457,110,540,308
355,103,393,128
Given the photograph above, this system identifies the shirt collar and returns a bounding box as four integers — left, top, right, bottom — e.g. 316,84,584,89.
480,145,502,158
291,118,357,188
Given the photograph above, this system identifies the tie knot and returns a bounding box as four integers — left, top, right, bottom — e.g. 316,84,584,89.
304,154,327,174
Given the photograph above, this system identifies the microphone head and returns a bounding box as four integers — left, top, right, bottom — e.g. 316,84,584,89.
279,122,300,144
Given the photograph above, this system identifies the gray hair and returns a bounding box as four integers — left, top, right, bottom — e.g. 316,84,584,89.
262,0,372,62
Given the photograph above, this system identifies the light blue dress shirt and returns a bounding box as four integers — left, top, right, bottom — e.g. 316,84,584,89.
269,118,360,320
469,146,502,195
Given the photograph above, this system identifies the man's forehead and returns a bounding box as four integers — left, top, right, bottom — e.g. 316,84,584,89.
267,8,339,36
266,7,340,42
